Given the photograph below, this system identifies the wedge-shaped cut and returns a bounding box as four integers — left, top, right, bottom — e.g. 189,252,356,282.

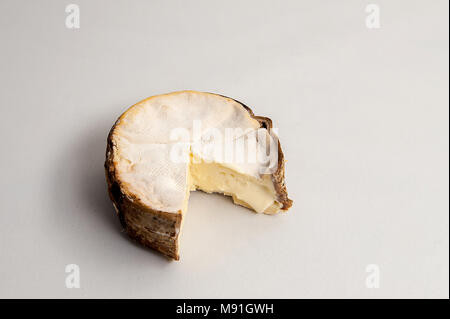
105,91,292,260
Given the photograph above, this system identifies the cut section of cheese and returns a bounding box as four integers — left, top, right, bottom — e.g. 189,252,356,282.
105,91,292,260
190,156,282,214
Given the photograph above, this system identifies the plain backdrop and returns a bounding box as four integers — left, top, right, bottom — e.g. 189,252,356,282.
0,0,448,298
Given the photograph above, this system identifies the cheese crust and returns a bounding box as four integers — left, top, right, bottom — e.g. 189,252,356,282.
105,91,292,260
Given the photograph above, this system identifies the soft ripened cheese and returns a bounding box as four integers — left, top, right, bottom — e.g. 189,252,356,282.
111,91,282,214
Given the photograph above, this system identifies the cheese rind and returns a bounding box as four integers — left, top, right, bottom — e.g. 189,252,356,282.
112,91,281,213
105,91,292,260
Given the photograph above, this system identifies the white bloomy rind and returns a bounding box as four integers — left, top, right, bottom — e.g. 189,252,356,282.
111,91,280,213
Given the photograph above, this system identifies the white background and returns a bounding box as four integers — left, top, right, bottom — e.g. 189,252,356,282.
0,0,448,298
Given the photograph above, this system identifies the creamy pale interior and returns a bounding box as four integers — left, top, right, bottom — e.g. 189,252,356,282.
112,91,282,214
189,155,282,214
